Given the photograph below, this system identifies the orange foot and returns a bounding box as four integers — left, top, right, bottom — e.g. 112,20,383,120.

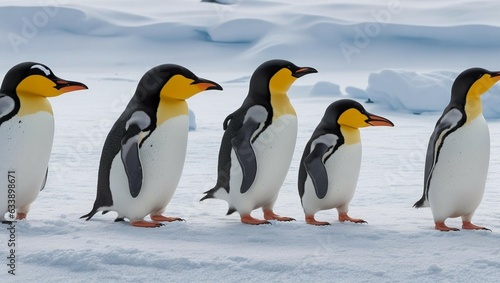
130,220,163,228
150,215,185,222
305,215,330,226
16,213,27,220
435,222,459,232
241,215,270,225
338,213,367,224
462,222,491,231
263,210,295,222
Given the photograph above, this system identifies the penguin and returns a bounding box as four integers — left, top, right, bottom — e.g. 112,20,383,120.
0,62,87,222
414,68,500,231
201,59,317,225
81,64,222,227
298,99,393,225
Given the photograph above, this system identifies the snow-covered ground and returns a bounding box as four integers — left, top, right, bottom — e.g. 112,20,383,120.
2,0,500,282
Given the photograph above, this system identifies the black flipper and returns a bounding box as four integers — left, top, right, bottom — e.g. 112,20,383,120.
414,108,464,208
120,123,144,198
231,118,261,194
304,143,330,199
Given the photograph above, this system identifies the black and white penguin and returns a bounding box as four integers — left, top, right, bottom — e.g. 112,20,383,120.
298,99,393,225
81,64,222,227
0,62,87,222
414,68,500,231
201,59,317,225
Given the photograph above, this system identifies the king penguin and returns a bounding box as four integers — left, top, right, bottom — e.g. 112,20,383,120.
81,64,222,227
201,59,317,225
0,62,87,222
414,68,500,231
298,99,393,225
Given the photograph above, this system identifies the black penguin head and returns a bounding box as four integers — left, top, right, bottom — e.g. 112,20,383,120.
249,59,317,95
322,99,394,129
451,67,500,104
0,62,88,97
134,64,222,103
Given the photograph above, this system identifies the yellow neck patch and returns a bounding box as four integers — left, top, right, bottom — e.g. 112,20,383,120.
270,94,296,121
157,97,188,125
17,93,53,116
340,125,361,145
464,74,495,122
269,68,297,120
337,108,370,128
464,96,482,122
160,74,200,100
16,75,63,98
269,69,296,94
14,75,61,116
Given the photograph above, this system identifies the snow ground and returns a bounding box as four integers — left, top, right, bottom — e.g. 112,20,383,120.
2,0,500,282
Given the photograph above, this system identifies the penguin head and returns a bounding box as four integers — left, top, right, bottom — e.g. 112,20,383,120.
0,62,88,97
135,64,222,103
451,67,500,102
249,59,317,95
323,99,394,129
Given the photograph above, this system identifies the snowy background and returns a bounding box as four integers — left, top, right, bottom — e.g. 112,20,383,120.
2,0,500,282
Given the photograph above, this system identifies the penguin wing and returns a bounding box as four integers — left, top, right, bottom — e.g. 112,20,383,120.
421,108,464,202
120,111,151,198
0,96,16,124
304,134,339,199
231,105,268,194
39,168,48,191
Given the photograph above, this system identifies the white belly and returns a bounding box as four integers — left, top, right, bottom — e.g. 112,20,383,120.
302,143,362,215
0,113,54,219
428,115,489,221
228,115,297,214
108,116,188,221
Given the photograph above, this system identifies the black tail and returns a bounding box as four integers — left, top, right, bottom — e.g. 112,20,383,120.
80,205,99,220
226,207,236,215
200,188,216,202
201,187,235,215
413,196,426,208
80,211,97,220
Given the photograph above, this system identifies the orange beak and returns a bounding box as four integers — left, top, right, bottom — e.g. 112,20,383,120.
366,113,394,127
54,79,88,93
191,78,223,91
492,72,500,82
292,67,318,78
